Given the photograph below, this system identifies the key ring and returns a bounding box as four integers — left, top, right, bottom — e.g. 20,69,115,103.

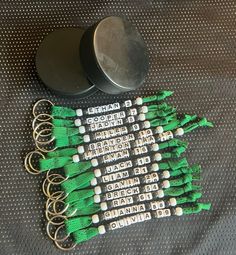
24,150,45,175
33,99,54,120
32,114,53,133
46,180,67,199
46,199,69,216
46,171,68,185
54,224,77,251
35,129,57,153
45,209,67,225
46,215,66,240
35,129,55,145
33,122,54,141
42,176,65,198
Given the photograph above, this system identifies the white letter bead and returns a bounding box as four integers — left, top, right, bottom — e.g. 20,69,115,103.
90,178,97,186
94,186,102,195
156,126,164,134
92,214,100,224
162,180,170,189
74,119,82,127
151,163,159,171
156,209,171,218
175,128,184,136
94,195,101,203
94,169,102,177
76,109,83,116
157,189,164,198
162,170,170,179
151,144,159,151
79,126,86,134
159,131,174,141
124,100,132,108
72,154,80,163
100,202,108,211
138,114,146,121
91,159,98,167
144,121,151,128
83,134,90,143
77,146,85,154
169,198,177,206
154,153,162,161
141,106,148,113
135,97,143,105
98,225,106,234
175,207,183,216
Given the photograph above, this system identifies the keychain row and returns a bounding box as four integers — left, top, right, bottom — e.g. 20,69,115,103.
25,91,213,250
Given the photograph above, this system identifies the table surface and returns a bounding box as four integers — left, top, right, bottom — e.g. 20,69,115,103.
0,1,236,254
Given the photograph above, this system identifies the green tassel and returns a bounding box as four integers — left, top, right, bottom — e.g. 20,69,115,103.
67,197,94,211
53,127,80,138
51,106,77,118
182,203,211,214
147,103,170,112
191,185,202,191
169,174,193,187
73,227,99,244
180,114,197,126
65,189,95,205
161,146,187,159
66,216,92,233
64,161,93,178
47,148,78,158
52,118,75,127
145,107,176,120
61,172,94,194
170,165,201,177
142,91,173,103
164,182,193,196
176,192,202,204
55,135,83,148
183,118,214,133
150,113,177,127
158,139,188,150
161,114,197,132
162,119,180,131
159,158,188,171
39,157,72,171
168,158,189,170
66,204,100,217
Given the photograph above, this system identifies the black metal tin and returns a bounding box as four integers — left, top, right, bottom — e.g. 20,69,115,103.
36,16,149,97
80,16,149,94
36,28,98,98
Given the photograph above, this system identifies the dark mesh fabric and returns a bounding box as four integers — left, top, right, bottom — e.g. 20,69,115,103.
0,1,235,254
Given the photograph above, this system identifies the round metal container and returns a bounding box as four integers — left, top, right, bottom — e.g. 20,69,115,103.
80,16,149,94
36,28,98,98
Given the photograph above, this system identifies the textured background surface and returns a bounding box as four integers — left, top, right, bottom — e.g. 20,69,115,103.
0,0,236,254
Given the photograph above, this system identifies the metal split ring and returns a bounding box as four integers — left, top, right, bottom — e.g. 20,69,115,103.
32,113,53,130
33,121,54,141
46,215,65,240
33,99,54,120
35,129,57,153
54,224,77,251
46,171,68,185
24,150,45,175
46,199,69,216
45,180,67,199
45,206,67,225
42,174,65,198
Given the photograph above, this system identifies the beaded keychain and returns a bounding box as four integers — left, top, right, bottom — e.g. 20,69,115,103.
24,91,213,250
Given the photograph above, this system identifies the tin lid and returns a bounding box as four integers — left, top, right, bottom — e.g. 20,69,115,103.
35,17,149,97
35,28,98,97
80,16,149,94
